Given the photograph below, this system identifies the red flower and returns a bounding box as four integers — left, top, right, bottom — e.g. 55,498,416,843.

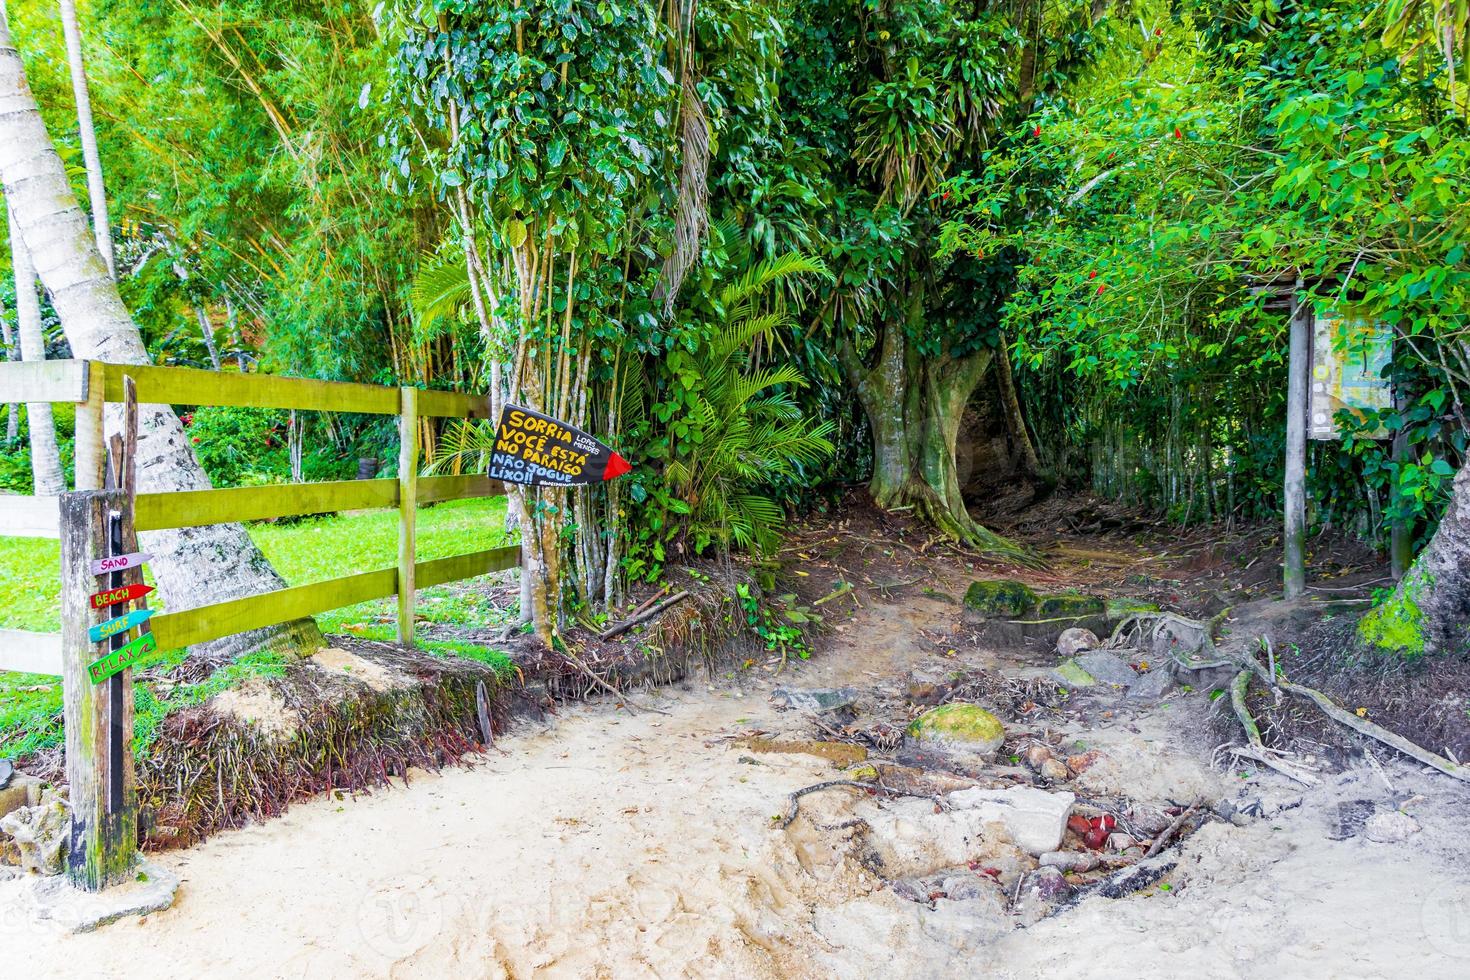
1174,127,1183,139
1095,283,1106,296
1033,125,1042,137
941,191,951,201
1088,270,1097,280
191,436,200,444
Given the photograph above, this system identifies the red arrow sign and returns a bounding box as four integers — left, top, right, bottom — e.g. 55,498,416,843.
89,583,154,610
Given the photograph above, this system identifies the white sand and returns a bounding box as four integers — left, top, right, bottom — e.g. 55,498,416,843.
7,599,1470,977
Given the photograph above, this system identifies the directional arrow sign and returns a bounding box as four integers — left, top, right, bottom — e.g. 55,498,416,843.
91,551,152,576
89,608,155,644
89,583,154,610
486,403,633,487
88,631,156,685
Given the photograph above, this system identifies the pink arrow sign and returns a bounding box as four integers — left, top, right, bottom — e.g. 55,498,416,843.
91,551,152,576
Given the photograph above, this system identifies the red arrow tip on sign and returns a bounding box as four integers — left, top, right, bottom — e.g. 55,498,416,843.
603,452,632,481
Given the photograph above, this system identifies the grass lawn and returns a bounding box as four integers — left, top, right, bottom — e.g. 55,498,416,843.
1,496,516,760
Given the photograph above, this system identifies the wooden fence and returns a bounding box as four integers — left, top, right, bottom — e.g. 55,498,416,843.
0,360,518,675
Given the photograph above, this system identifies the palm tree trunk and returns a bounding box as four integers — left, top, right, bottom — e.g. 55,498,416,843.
194,303,221,371
58,0,114,278
7,201,65,495
0,290,18,442
0,12,322,662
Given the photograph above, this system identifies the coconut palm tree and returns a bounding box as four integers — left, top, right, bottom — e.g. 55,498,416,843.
6,201,65,495
58,0,115,277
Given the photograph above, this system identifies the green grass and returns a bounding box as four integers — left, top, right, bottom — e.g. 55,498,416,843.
1,496,516,760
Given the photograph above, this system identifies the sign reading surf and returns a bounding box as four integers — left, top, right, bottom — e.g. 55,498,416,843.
487,404,632,487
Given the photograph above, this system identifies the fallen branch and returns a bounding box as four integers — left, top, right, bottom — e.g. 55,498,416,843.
599,590,692,641
814,581,855,606
560,650,671,716
1144,804,1199,859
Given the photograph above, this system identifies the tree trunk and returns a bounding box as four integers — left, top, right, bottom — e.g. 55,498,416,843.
58,0,115,278
0,15,322,662
194,303,221,371
7,201,65,495
1357,456,1470,658
1,288,19,442
994,332,1042,475
838,289,1033,564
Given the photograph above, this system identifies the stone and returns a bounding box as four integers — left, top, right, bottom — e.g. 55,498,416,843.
1126,667,1176,701
1039,759,1070,783
1075,651,1138,687
0,774,44,822
1036,593,1106,618
1,799,69,875
906,704,1005,760
0,758,12,787
963,579,1037,618
1066,751,1102,776
1056,627,1100,658
1022,744,1054,769
1039,850,1099,873
1027,867,1071,901
1364,810,1421,844
862,798,1032,877
945,785,1076,855
939,874,996,902
1107,832,1135,852
771,686,858,713
28,859,180,933
1052,660,1097,689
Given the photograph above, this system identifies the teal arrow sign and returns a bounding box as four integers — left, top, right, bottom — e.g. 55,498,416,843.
88,631,157,685
89,608,155,644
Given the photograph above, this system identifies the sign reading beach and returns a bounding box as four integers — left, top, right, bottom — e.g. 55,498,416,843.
487,403,632,487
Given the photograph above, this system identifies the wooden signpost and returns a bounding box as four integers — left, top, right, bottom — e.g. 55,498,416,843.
487,403,633,487
88,631,157,685
89,582,153,609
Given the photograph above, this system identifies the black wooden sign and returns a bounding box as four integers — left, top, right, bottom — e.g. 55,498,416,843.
487,404,632,487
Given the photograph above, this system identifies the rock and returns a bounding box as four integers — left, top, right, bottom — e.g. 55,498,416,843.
0,774,44,822
30,859,180,933
1066,814,1091,837
1039,850,1099,873
1364,810,1421,844
963,579,1037,618
1128,804,1173,835
939,874,996,902
1027,867,1071,901
0,799,69,875
1039,759,1070,783
845,763,880,783
862,798,1032,877
1126,667,1176,701
772,686,858,713
1105,597,1162,621
0,758,12,787
906,704,1005,760
945,785,1076,855
1052,660,1097,689
1066,751,1102,776
1107,832,1135,852
1022,744,1054,770
889,877,929,903
1056,627,1100,658
1036,593,1106,618
1075,651,1138,687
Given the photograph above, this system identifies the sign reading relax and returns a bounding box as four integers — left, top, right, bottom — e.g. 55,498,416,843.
487,404,632,487
88,631,156,685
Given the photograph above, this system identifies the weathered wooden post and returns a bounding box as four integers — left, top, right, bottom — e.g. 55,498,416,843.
74,360,106,491
397,386,418,644
59,488,138,889
1283,281,1310,599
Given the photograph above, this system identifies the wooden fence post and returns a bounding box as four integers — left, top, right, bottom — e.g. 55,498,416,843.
60,488,137,889
397,386,418,644
74,360,106,491
1283,283,1309,600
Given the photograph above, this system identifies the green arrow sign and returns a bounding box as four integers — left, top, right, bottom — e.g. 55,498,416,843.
89,609,155,644
88,631,156,685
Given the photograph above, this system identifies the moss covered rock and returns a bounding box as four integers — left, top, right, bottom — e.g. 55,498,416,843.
964,579,1037,618
1052,660,1097,689
1105,597,1162,620
905,703,1005,759
1036,593,1106,618
1357,588,1427,659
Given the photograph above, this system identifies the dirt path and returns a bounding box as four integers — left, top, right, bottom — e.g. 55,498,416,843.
7,595,1470,978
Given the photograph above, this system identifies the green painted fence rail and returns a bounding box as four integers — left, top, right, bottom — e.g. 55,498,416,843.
0,359,516,675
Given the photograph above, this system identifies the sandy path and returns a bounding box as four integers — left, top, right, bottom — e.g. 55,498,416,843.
7,597,1470,978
